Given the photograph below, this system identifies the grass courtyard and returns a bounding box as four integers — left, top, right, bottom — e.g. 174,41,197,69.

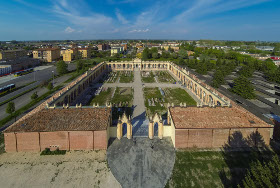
111,87,134,107
166,149,276,188
119,71,134,83
155,71,176,83
141,71,155,83
143,87,197,116
89,87,113,106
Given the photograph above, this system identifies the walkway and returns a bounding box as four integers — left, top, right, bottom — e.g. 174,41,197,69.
107,137,175,188
131,68,149,137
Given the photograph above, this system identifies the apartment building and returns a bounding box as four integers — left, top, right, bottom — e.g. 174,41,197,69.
0,49,27,61
33,48,60,62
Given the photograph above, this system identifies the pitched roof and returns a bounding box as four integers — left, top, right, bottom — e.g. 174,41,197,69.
169,106,271,129
5,108,111,133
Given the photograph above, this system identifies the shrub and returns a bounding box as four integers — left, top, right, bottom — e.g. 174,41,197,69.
40,148,66,155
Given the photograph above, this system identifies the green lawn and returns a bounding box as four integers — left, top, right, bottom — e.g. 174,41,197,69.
155,71,176,83
143,87,197,116
166,149,276,188
119,71,134,83
89,88,113,106
164,88,197,106
141,71,155,83
143,87,166,116
111,87,133,107
105,72,119,83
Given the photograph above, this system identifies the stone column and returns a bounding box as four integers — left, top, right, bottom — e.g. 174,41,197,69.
149,122,154,139
158,122,163,139
117,122,122,140
167,115,170,125
127,123,132,139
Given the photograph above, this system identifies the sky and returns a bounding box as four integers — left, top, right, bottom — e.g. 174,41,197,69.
0,0,280,41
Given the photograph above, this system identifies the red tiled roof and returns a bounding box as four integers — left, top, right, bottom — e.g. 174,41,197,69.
169,106,271,129
5,108,111,133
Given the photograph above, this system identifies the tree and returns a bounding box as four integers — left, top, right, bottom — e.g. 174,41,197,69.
6,102,15,115
31,92,38,100
56,60,68,75
212,69,224,88
238,65,254,77
231,76,256,99
196,62,208,75
76,60,83,71
152,52,159,59
238,155,280,188
142,47,151,60
178,49,189,59
47,82,53,90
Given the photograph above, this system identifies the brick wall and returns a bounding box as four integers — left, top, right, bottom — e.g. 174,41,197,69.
16,132,40,152
94,130,107,150
5,130,108,152
212,129,230,147
175,128,271,149
69,131,94,150
4,133,17,152
188,129,213,148
40,132,69,151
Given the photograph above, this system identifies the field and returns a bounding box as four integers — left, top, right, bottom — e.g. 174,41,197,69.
164,88,197,106
141,71,155,83
143,87,197,116
89,87,113,106
119,71,134,83
111,87,134,107
0,151,120,188
166,147,276,188
155,71,176,83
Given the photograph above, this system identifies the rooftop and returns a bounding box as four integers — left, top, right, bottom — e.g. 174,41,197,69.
169,106,272,129
33,48,60,51
5,108,111,133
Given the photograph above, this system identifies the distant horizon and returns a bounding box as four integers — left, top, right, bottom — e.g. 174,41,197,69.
1,0,280,41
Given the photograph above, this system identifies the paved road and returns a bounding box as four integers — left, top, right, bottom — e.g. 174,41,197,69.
0,75,71,121
107,137,175,188
0,64,76,88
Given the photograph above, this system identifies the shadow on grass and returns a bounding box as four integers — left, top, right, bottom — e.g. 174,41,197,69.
219,131,273,188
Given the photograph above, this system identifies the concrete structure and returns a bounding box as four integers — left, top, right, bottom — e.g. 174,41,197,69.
4,108,111,152
62,48,78,62
78,48,91,59
166,106,272,148
33,48,60,62
0,50,27,61
111,47,124,56
98,44,110,51
3,59,274,152
0,57,40,75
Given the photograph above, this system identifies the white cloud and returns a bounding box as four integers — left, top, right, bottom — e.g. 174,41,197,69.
116,9,128,24
128,29,150,33
64,26,75,33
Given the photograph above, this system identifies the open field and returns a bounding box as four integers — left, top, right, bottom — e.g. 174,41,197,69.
164,88,197,106
119,71,134,83
111,87,133,107
0,151,120,188
141,71,155,83
143,87,197,116
89,87,113,106
166,149,276,188
155,71,176,83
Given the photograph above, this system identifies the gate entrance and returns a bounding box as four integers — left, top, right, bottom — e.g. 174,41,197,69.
148,113,163,139
117,113,132,139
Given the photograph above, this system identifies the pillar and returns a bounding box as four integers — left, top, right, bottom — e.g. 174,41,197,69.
117,122,122,140
158,122,163,139
127,123,132,139
167,115,170,125
149,122,154,139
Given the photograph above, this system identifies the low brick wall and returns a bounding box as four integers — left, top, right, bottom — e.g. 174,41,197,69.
4,130,108,152
174,128,271,149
